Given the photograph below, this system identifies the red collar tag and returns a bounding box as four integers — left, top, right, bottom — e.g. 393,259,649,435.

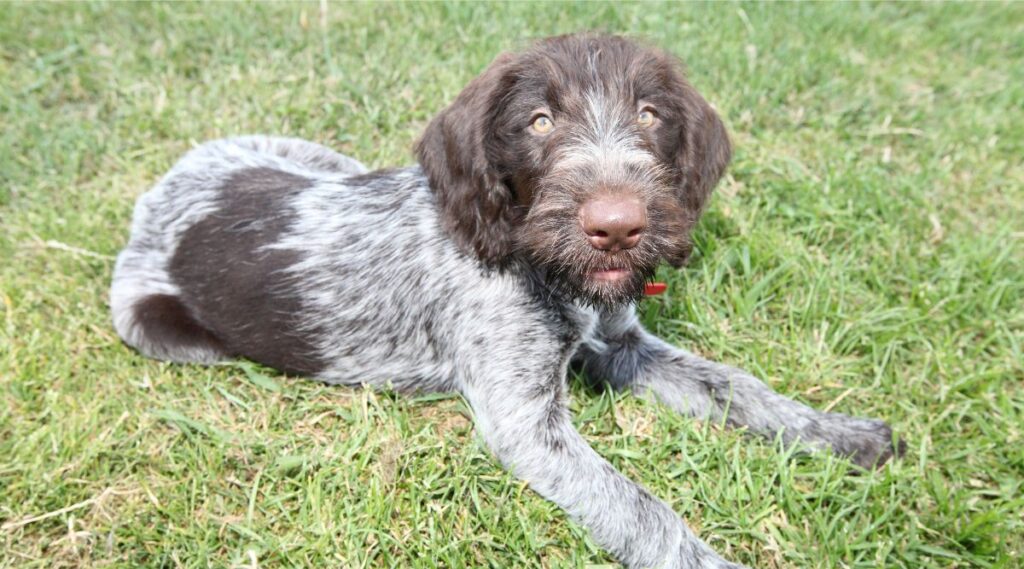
644,282,667,296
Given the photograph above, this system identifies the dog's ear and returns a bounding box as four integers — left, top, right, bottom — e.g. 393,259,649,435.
416,53,519,266
674,84,732,216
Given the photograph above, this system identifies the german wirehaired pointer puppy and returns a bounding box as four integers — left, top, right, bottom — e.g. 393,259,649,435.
112,34,902,568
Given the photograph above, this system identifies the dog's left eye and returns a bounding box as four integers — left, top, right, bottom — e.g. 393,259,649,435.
531,115,554,134
637,110,656,128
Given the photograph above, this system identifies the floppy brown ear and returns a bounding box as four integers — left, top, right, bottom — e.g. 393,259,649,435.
415,53,519,266
675,85,732,215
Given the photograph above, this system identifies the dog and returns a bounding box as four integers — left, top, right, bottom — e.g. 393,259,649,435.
111,34,902,569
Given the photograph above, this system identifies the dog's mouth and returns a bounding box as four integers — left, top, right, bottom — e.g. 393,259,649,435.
582,261,649,305
589,267,632,283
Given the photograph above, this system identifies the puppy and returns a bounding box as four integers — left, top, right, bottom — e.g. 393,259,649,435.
111,34,901,568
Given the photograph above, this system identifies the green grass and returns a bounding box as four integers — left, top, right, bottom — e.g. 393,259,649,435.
1,2,1022,567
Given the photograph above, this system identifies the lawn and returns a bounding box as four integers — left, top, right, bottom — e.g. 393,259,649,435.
1,2,1022,568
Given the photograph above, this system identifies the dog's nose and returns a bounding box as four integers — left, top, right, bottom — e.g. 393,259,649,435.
580,196,647,252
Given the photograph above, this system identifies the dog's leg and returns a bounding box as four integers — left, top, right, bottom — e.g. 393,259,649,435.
460,343,748,569
577,307,903,469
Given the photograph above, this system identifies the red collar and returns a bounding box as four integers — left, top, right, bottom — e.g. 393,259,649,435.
644,282,667,296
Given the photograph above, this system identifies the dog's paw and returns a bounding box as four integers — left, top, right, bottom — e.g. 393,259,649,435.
812,413,906,470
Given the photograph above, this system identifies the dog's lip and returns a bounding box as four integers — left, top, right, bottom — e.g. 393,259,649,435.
590,267,632,282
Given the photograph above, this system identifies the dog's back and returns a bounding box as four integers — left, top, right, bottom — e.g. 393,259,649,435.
110,136,525,390
111,138,362,369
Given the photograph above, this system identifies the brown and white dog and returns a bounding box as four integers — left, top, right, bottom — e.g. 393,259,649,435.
112,34,902,568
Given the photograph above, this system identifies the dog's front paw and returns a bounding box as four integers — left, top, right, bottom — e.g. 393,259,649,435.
811,413,906,469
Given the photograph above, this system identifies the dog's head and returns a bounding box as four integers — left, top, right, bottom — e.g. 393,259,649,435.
417,34,731,307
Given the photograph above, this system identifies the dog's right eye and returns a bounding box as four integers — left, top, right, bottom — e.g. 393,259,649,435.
531,115,554,134
637,109,657,128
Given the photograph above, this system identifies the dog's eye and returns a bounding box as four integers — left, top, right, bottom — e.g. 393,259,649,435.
637,110,656,128
531,115,554,134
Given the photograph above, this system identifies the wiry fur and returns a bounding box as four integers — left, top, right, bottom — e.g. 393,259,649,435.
111,35,902,569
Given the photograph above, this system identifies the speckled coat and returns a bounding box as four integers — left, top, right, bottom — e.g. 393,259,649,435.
111,35,901,569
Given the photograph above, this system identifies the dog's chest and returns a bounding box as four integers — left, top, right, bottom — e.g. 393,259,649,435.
552,301,602,363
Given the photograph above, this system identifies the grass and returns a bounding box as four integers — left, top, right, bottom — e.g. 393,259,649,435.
1,2,1022,568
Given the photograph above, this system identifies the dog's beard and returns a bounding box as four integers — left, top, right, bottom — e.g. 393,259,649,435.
546,254,656,308
517,222,670,308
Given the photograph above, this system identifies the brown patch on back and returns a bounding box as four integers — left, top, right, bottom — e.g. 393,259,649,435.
170,167,328,376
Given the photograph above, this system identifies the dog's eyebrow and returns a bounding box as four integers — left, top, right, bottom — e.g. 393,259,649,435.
542,81,567,114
